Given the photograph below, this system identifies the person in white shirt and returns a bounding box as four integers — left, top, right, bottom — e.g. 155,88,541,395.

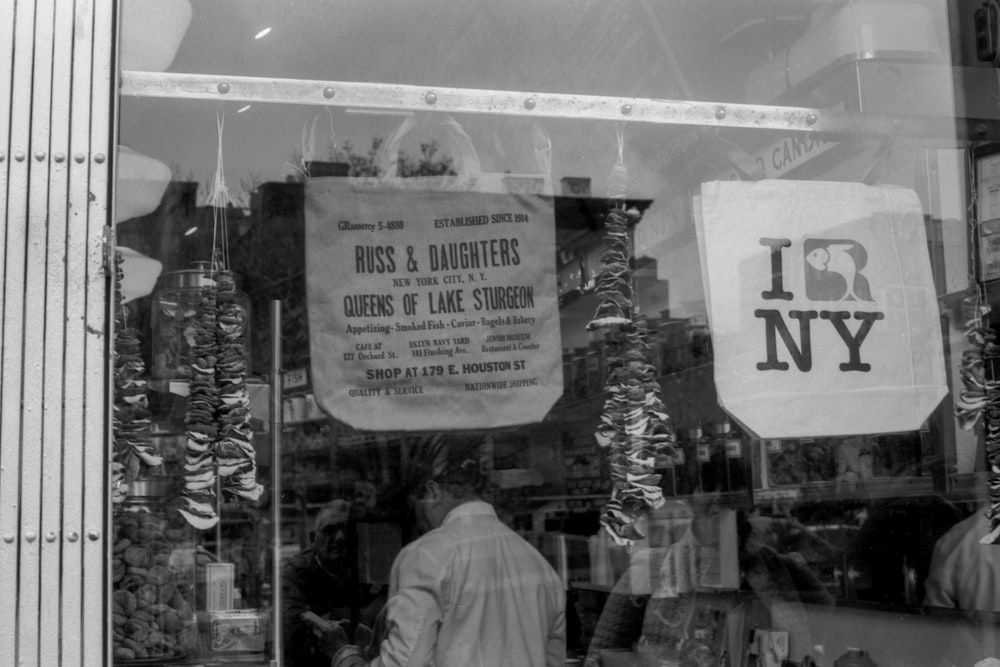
322,451,566,667
924,505,1000,612
921,503,1000,665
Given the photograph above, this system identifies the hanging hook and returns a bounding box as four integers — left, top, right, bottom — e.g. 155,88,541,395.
208,110,231,208
615,123,626,166
325,102,338,161
209,110,231,272
608,123,628,201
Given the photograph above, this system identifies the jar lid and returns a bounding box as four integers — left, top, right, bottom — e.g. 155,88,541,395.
157,262,246,290
158,261,215,289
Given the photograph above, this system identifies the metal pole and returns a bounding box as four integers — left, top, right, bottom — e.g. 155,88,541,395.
270,300,284,666
215,476,223,560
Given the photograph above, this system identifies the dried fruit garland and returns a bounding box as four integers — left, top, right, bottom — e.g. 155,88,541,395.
215,270,263,502
179,278,221,529
178,266,263,530
112,250,162,503
177,114,264,528
954,294,1000,543
588,161,675,547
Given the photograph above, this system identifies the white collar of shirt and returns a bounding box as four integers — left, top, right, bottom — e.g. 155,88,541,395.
442,500,496,525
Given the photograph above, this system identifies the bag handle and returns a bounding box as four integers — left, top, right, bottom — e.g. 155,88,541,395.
375,113,482,181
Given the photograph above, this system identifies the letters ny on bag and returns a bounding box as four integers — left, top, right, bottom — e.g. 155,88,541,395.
757,237,882,374
697,181,947,439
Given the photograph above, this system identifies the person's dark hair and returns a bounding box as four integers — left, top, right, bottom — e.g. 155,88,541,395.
402,434,486,500
434,457,485,498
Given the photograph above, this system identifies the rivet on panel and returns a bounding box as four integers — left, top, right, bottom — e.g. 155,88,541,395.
74,153,86,163
424,91,437,105
15,151,26,162
2,535,13,544
67,531,79,542
35,151,46,161
524,97,536,110
715,107,727,120
806,113,818,126
54,153,65,163
94,153,106,163
621,104,633,116
25,532,36,543
217,82,230,94
45,532,57,543
323,87,335,99
87,530,100,541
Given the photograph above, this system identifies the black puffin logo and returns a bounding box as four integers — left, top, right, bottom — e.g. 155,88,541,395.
803,239,873,302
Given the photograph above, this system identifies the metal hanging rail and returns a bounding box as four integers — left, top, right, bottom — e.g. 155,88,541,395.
120,71,962,140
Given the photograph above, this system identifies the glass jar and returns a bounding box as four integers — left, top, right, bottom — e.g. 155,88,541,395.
693,425,715,492
702,421,727,492
150,262,252,381
720,420,746,492
112,484,198,662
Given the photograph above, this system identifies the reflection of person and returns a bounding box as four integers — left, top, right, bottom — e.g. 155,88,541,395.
847,494,960,606
734,513,833,608
919,504,1000,665
323,450,567,666
282,500,358,667
585,499,831,667
924,505,1000,612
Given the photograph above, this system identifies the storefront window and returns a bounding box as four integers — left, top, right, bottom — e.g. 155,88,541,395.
113,2,1000,666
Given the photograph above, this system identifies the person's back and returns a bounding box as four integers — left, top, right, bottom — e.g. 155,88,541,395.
322,446,567,667
381,500,565,667
924,507,1000,612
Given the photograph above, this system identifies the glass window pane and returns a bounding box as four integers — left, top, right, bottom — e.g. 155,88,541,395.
113,2,1000,666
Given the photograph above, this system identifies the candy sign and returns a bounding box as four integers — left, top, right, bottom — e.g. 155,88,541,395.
696,180,947,438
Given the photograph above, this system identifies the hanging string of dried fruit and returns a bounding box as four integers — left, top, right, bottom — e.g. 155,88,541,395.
177,113,263,529
214,269,263,503
587,147,675,547
954,167,1000,545
112,249,162,503
955,291,1000,543
179,268,222,529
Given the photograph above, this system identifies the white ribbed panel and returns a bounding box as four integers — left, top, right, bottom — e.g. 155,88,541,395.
0,0,22,659
0,0,114,665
